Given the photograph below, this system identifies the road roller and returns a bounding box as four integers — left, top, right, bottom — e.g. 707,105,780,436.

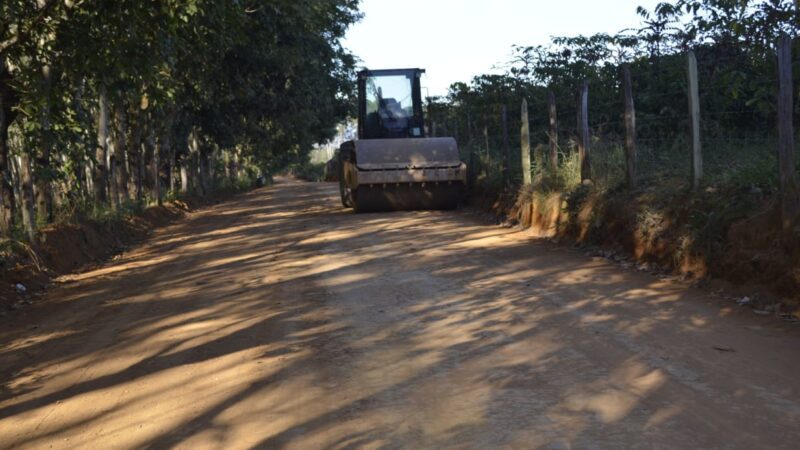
338,68,467,212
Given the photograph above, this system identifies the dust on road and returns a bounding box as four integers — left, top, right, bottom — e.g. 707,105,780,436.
2,177,799,449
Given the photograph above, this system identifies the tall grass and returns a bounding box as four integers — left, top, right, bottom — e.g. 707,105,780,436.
470,131,793,200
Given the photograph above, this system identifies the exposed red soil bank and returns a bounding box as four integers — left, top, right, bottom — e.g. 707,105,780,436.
480,184,799,313
0,198,216,312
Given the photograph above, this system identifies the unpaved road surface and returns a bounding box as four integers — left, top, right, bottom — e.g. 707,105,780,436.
2,178,800,449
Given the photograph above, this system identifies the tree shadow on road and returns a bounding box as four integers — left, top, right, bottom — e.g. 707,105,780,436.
2,179,799,449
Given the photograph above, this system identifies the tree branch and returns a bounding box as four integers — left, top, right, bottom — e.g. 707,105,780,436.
0,0,61,57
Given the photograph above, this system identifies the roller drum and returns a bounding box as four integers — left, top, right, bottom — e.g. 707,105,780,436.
339,137,467,212
353,183,461,212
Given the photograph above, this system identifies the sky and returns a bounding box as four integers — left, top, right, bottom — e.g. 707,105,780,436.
343,0,663,97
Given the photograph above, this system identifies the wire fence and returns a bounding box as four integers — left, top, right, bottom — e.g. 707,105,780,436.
427,49,796,199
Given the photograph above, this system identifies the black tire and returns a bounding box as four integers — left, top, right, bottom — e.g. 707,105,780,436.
351,188,363,213
339,161,354,208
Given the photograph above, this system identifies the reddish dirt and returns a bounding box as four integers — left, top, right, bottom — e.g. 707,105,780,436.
507,185,800,309
1,199,204,312
1,177,800,448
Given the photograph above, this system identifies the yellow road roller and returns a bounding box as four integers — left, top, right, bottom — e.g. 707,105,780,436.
338,68,467,212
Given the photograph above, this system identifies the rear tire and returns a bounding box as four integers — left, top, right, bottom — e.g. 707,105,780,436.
339,162,354,208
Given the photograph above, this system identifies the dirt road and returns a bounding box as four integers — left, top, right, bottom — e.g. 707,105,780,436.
2,178,800,449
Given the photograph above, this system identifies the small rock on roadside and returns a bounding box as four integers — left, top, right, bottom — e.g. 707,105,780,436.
15,283,26,294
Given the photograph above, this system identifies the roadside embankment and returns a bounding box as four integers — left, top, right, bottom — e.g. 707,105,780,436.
0,193,244,315
473,182,800,316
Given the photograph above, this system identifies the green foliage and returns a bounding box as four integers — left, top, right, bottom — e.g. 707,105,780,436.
432,0,797,199
0,0,361,239
288,162,328,182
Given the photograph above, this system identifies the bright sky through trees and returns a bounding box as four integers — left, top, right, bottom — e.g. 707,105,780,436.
344,0,663,96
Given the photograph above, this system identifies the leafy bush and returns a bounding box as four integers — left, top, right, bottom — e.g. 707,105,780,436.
289,162,328,182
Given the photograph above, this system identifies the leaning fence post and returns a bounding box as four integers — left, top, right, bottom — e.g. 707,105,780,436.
576,82,590,182
466,110,474,188
520,99,531,185
621,65,637,188
501,104,510,185
687,50,702,188
776,34,799,234
547,91,558,172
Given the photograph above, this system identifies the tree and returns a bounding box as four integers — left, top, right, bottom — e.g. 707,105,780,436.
0,0,361,240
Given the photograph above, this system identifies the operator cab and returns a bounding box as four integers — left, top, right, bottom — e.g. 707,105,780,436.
358,68,426,140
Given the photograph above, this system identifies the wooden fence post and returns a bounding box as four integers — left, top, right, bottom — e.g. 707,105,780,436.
501,104,510,185
687,50,702,188
621,65,637,188
547,91,558,172
466,110,474,188
776,34,799,233
483,123,489,155
520,99,531,185
466,110,472,146
576,82,590,182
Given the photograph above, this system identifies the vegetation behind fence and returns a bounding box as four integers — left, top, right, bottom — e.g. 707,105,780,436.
426,0,799,235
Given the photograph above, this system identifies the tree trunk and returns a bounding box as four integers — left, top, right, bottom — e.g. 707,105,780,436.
85,162,94,198
0,61,18,236
9,145,21,209
161,107,175,195
136,138,145,203
191,152,199,195
153,135,161,206
16,153,36,242
167,149,175,194
179,155,189,194
128,111,143,202
108,139,118,208
144,116,156,203
35,63,53,223
188,129,202,195
208,144,218,191
71,80,90,200
113,101,129,207
199,148,210,196
93,85,109,205
229,148,239,183
0,118,14,236
223,150,230,181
